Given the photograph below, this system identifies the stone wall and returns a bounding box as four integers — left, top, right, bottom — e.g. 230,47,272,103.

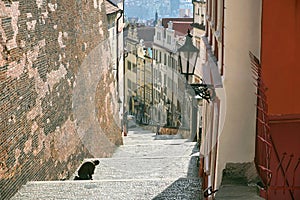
0,1,122,199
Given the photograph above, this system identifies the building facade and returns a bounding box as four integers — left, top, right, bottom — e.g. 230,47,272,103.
191,0,206,49
152,17,202,139
124,25,154,124
124,25,138,116
106,0,122,72
105,0,124,120
196,0,262,198
193,0,300,199
153,19,189,127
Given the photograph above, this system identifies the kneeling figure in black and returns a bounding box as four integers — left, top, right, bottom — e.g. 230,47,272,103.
74,160,100,180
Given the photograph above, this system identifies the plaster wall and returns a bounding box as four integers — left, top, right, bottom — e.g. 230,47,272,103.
214,0,262,189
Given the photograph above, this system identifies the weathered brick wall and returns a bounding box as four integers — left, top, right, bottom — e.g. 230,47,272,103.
0,0,122,199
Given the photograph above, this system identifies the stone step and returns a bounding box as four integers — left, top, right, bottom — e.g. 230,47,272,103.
113,142,198,158
121,129,191,146
12,178,202,200
89,156,199,180
12,129,202,199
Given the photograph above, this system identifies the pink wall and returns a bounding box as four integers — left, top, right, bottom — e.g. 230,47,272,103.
260,1,300,199
267,115,300,200
262,0,300,115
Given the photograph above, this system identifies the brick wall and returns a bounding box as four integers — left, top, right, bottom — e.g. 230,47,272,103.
0,0,122,199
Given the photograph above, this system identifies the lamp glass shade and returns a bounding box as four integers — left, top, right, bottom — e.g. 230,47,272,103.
178,31,199,76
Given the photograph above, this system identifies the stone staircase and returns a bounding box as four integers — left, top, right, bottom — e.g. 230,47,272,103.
12,128,202,200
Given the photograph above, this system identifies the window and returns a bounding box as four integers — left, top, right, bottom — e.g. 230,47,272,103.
128,79,132,89
157,32,161,41
167,35,171,44
127,61,132,71
168,77,172,88
214,0,218,28
132,63,137,72
209,28,212,45
159,71,162,83
205,1,209,37
159,51,162,63
164,53,167,65
209,0,212,18
214,37,218,59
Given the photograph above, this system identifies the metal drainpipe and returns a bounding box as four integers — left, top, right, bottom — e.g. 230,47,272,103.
143,59,146,123
170,51,174,127
221,0,224,76
151,50,154,123
116,10,123,93
123,50,128,120
135,43,139,120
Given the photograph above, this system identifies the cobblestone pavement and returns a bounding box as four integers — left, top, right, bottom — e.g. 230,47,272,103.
12,127,202,200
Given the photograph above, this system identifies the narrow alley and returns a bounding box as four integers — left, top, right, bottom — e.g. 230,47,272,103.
12,127,202,200
2,1,300,199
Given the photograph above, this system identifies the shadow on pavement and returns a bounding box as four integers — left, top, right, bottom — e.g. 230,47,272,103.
152,144,203,200
152,177,202,200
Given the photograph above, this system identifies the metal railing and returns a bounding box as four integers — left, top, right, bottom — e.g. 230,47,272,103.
250,52,272,197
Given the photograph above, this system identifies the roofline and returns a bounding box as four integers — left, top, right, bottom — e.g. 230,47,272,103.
106,0,119,7
105,0,122,15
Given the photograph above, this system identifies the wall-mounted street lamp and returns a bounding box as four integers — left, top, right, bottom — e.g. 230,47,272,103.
166,99,171,126
178,29,199,82
178,29,199,128
178,30,215,102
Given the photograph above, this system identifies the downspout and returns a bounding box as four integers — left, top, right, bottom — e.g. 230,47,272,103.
143,59,146,123
221,0,224,76
193,0,195,17
122,0,126,117
135,43,139,120
151,49,154,123
170,52,174,126
116,10,123,93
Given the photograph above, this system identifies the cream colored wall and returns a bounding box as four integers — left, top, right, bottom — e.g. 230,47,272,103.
214,0,262,189
124,52,137,107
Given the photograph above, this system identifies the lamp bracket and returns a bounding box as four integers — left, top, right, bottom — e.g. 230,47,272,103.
190,83,215,103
